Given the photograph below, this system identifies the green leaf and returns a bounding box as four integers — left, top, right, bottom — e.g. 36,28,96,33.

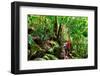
28,35,33,45
43,54,58,60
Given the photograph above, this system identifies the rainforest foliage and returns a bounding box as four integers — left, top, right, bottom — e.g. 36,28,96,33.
28,15,88,61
